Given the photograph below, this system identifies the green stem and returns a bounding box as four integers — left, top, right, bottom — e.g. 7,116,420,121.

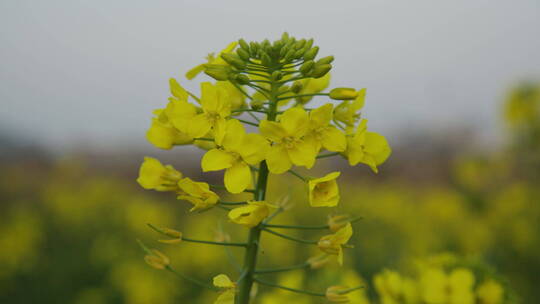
181,237,247,247
236,62,280,304
254,278,326,297
317,152,340,159
288,169,307,182
263,223,330,230
277,93,329,101
238,119,259,127
165,265,219,291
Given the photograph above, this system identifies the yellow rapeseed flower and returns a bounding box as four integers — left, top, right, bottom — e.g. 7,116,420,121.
213,274,236,304
183,82,232,138
306,104,347,152
295,73,331,104
228,201,271,228
177,177,219,211
202,119,269,193
260,107,318,174
327,215,351,232
308,172,341,207
344,119,391,173
318,223,353,265
477,280,504,304
186,41,238,80
137,157,182,191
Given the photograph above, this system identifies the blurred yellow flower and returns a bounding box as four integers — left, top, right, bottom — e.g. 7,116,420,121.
477,280,504,304
318,223,353,265
334,88,365,128
202,119,269,193
295,73,331,104
260,107,318,174
308,171,341,207
327,215,351,232
374,269,403,300
137,157,182,191
177,177,219,211
228,201,271,228
325,285,351,303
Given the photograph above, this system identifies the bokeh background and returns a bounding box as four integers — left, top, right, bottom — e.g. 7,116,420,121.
1,1,539,303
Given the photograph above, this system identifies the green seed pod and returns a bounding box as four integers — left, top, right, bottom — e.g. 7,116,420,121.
279,45,289,57
238,39,250,52
303,46,319,61
329,88,358,100
310,63,332,78
317,56,334,65
295,39,306,49
250,99,264,110
271,71,283,81
261,53,272,66
299,60,315,75
237,48,250,62
221,53,246,69
204,66,230,81
234,74,250,85
291,81,303,93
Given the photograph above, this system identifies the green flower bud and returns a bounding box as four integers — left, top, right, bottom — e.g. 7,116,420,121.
300,60,315,75
261,53,272,66
238,39,250,51
329,88,358,100
271,71,283,81
204,65,230,81
295,39,306,49
234,74,250,85
305,38,314,50
221,53,246,69
279,46,289,57
303,46,319,61
291,81,303,93
250,99,264,110
250,42,259,56
310,63,332,78
281,32,290,42
294,48,306,59
317,56,334,65
284,48,296,62
237,48,250,61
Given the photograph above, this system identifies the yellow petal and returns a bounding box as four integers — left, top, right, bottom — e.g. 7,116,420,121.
365,132,392,166
239,133,269,165
201,149,235,171
280,107,309,137
259,120,286,142
221,119,246,151
334,223,353,244
321,126,347,152
224,162,251,194
185,64,205,80
169,78,188,101
287,137,318,168
214,289,235,304
310,103,334,127
185,114,213,138
266,145,292,174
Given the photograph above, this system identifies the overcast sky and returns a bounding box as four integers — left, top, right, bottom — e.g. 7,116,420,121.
1,0,539,151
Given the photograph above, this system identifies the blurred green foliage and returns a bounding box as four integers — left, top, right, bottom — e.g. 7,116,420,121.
1,84,539,303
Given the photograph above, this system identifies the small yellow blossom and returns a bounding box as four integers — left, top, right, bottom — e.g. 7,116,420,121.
183,82,232,138
344,119,391,173
202,119,269,193
306,104,347,152
325,285,351,303
334,89,366,128
186,41,238,80
213,274,236,304
144,249,170,270
137,157,182,191
477,280,504,304
448,268,475,304
308,172,341,207
318,223,353,265
216,81,246,110
177,177,219,211
146,108,194,150
260,107,318,174
228,201,271,228
374,269,403,299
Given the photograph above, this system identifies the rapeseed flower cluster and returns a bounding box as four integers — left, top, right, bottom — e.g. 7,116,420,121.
136,33,391,304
